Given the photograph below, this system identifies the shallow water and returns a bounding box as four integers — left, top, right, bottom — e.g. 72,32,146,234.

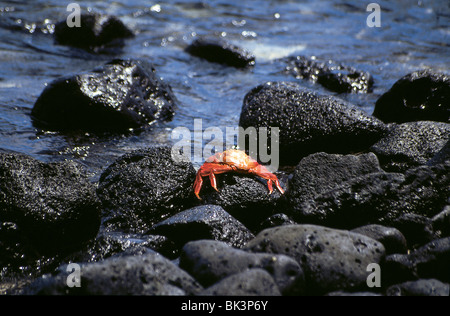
0,0,449,177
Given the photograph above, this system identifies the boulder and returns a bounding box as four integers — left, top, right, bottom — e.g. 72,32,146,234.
97,146,197,233
285,55,374,93
185,37,255,68
200,269,281,296
373,69,450,123
25,252,203,295
54,13,134,52
179,239,305,294
149,205,254,249
244,224,385,294
0,153,101,257
32,59,177,133
370,121,450,172
239,82,388,165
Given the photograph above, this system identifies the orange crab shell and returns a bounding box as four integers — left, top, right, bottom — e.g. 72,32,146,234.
193,149,284,199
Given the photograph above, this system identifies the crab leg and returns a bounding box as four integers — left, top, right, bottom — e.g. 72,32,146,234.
248,164,285,195
193,163,235,199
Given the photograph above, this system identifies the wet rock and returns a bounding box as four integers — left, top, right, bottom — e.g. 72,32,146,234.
432,206,450,238
427,139,450,166
351,224,407,255
285,55,374,93
244,224,385,294
373,69,450,123
382,254,417,286
179,240,305,295
286,152,383,208
25,252,203,295
293,163,449,236
259,213,296,231
293,172,405,228
149,205,254,249
97,146,197,233
386,279,449,296
200,269,281,296
32,59,177,133
54,13,134,53
370,121,450,172
185,37,255,68
196,173,285,231
239,82,388,165
0,153,101,257
383,237,450,285
68,232,178,262
390,214,435,247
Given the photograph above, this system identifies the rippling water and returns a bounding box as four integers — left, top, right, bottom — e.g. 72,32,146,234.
0,0,448,177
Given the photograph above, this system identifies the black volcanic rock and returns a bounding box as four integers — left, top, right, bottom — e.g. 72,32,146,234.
96,146,197,233
285,55,374,93
373,69,450,123
370,121,450,172
32,59,177,133
186,37,255,68
239,82,388,165
149,205,254,249
0,153,101,259
25,252,203,295
244,224,385,294
54,13,134,52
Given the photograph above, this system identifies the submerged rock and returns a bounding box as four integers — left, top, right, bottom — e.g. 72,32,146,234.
32,59,177,133
285,55,374,93
373,69,450,123
239,82,387,165
54,13,134,53
185,37,255,68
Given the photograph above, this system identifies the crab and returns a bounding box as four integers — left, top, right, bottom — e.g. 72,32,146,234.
193,149,285,199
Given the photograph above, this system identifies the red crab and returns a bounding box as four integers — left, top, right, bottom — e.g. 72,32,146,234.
193,149,285,199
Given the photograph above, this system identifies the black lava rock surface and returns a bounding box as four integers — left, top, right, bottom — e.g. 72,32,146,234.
373,69,450,123
31,59,177,133
185,37,255,68
370,121,450,172
179,239,305,295
54,13,134,52
239,82,388,165
244,224,385,294
25,252,203,295
149,205,254,249
96,146,197,233
285,55,374,93
0,153,101,259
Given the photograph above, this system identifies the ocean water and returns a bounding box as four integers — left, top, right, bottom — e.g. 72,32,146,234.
0,0,448,177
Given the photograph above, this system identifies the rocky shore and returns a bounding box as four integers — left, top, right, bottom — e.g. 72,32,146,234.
1,12,449,296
